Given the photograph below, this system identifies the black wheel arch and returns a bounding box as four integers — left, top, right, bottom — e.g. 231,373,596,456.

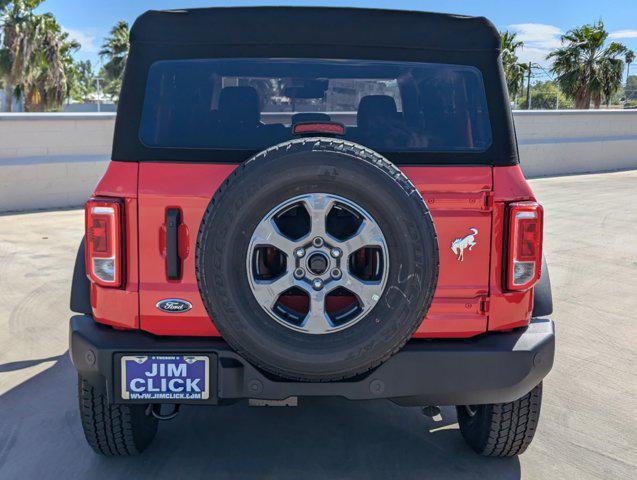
532,255,553,318
70,237,92,315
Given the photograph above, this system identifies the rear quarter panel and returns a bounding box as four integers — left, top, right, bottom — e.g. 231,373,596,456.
90,161,140,329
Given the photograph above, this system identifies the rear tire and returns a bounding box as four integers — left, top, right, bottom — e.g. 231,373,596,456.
78,375,158,456
456,382,543,457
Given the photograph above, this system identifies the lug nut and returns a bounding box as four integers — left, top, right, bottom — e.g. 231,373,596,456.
330,248,342,258
295,247,306,258
312,237,324,248
330,268,342,280
294,268,305,279
312,278,324,290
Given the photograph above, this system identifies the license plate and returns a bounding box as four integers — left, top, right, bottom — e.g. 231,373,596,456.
120,355,209,401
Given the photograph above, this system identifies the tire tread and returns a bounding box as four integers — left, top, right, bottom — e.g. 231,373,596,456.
78,376,157,456
458,382,543,457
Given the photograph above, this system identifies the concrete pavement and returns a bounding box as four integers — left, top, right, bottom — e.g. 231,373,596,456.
0,171,636,479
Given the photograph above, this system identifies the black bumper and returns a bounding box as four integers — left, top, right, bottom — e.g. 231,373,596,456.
69,315,555,406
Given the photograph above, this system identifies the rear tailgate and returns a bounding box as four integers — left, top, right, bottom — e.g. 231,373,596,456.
403,167,492,337
137,164,492,338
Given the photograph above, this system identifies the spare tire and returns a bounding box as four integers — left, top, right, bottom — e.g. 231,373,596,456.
196,138,438,381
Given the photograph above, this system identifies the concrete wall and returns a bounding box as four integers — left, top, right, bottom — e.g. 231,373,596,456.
1,110,636,212
514,110,637,177
0,114,113,212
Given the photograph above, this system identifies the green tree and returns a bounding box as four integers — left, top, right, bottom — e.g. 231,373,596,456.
500,30,528,102
626,50,635,85
625,75,637,107
0,0,79,111
67,59,95,102
529,81,573,110
99,20,129,99
548,21,630,109
23,13,80,111
1,0,41,111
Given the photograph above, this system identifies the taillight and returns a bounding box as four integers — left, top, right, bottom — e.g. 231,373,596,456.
506,201,543,291
85,197,123,287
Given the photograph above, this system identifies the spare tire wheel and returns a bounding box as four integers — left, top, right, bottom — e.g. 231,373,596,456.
196,138,439,381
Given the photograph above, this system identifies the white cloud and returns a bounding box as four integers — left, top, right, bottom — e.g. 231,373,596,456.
63,27,99,54
609,30,637,39
508,23,563,48
507,23,564,67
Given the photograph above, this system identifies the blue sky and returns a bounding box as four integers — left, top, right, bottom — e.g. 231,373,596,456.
38,0,637,77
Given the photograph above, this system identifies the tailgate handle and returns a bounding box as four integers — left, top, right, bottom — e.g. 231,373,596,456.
165,208,182,280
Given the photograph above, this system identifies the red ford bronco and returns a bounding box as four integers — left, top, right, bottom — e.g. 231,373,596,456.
69,7,555,457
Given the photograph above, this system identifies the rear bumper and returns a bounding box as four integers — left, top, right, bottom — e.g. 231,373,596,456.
69,315,555,406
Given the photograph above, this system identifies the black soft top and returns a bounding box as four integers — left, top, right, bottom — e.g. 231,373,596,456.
130,7,500,52
114,7,517,166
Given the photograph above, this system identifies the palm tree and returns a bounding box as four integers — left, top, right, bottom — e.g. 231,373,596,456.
548,21,630,109
0,0,78,111
22,13,79,110
99,20,129,99
0,0,42,111
626,50,635,85
500,30,528,103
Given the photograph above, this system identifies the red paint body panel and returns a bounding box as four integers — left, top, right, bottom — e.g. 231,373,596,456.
90,162,139,330
488,167,536,331
493,165,535,202
137,163,236,336
90,161,538,338
402,167,492,337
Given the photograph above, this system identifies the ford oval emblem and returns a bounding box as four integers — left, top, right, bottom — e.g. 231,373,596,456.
156,299,192,313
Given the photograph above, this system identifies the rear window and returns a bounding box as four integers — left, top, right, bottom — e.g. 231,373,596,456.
139,58,492,153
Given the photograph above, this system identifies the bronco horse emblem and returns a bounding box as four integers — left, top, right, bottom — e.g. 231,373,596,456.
451,228,478,261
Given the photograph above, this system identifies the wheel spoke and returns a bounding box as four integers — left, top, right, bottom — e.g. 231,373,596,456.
251,271,296,309
251,219,297,253
341,272,383,311
339,219,384,255
301,194,336,239
300,289,332,334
